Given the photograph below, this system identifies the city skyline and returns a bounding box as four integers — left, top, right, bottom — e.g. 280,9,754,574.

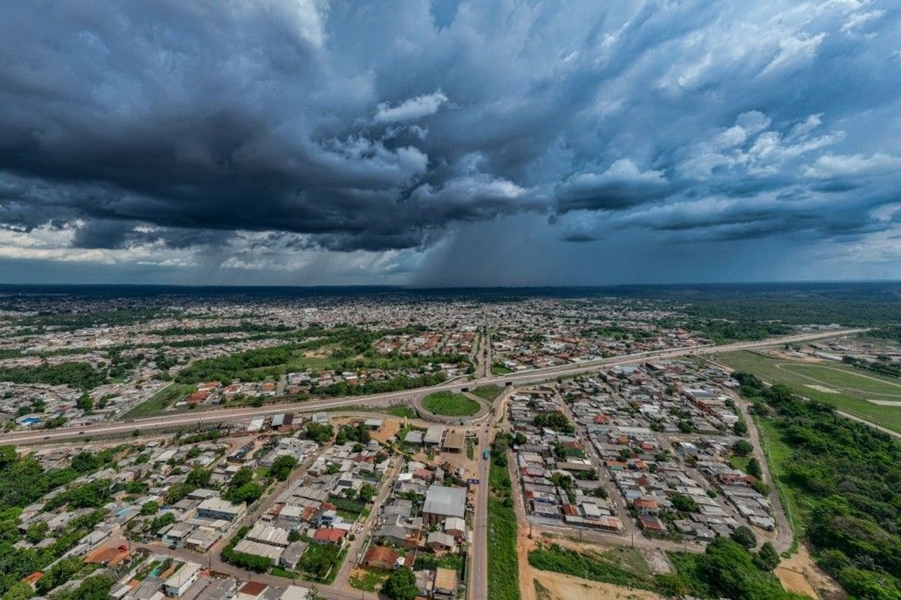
1,1,900,286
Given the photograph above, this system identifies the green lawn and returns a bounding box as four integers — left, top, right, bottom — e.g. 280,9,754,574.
422,391,481,416
472,385,503,402
122,383,195,419
716,351,901,432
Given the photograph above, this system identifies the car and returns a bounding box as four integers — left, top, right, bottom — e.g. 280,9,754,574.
78,431,85,435
43,436,50,440
118,545,128,552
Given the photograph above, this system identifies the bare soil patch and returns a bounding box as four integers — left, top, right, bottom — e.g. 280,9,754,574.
776,545,846,600
368,418,401,444
518,530,662,600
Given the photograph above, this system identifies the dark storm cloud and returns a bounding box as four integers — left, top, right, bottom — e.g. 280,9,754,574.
0,0,899,279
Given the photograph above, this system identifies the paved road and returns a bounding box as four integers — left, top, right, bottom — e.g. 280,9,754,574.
331,458,402,590
4,329,862,446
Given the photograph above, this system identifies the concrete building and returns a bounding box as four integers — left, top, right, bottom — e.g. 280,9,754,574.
423,425,445,445
422,485,467,525
163,562,201,598
197,497,246,521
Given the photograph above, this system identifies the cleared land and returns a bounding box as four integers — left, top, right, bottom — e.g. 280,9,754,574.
716,351,901,433
122,383,194,419
422,391,481,416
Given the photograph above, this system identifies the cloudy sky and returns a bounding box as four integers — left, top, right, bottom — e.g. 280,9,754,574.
1,0,900,286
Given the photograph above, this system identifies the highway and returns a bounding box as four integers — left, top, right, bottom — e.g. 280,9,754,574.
1,328,864,446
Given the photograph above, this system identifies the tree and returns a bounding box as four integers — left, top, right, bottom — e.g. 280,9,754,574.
733,421,748,436
70,451,100,474
25,520,48,544
76,394,93,411
670,493,699,513
164,482,193,504
2,582,33,600
186,467,211,488
754,542,780,571
383,567,418,600
229,467,253,488
151,512,176,531
0,445,16,467
732,439,754,456
288,529,301,543
225,483,263,505
358,483,375,503
141,501,159,516
731,525,757,549
269,455,298,481
745,457,762,479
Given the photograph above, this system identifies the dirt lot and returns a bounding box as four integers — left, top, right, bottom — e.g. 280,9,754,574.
775,545,846,600
368,418,401,444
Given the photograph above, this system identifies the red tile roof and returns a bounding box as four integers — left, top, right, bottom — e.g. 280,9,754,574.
313,528,346,544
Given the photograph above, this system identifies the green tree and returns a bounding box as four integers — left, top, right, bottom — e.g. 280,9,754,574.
76,394,93,411
670,493,699,513
225,483,263,505
733,421,748,436
754,542,780,571
383,567,418,600
731,525,757,549
229,467,253,488
0,446,16,468
747,458,763,479
70,451,100,474
185,467,211,488
269,455,298,481
2,582,33,600
25,520,48,544
732,439,754,456
140,501,158,516
166,483,194,504
358,483,375,503
151,512,176,531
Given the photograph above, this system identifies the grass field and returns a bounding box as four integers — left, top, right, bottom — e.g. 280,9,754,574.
487,461,521,600
716,351,901,432
422,391,481,416
122,383,195,419
471,384,503,402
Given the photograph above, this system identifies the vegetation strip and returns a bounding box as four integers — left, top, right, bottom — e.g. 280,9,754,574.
487,436,521,600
